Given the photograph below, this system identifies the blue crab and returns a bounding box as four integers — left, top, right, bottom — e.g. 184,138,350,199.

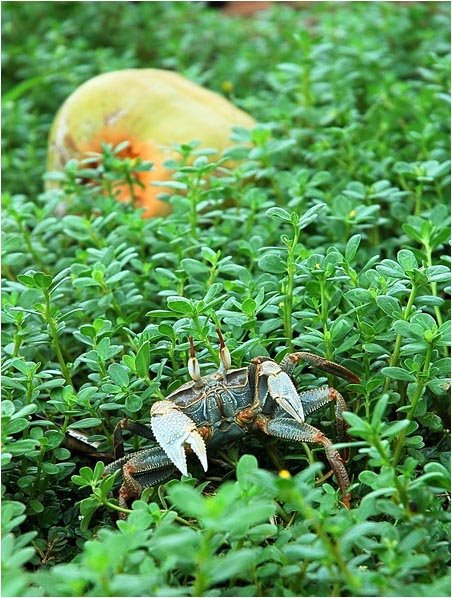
105,331,359,511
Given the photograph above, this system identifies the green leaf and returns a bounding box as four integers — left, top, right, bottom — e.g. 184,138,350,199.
418,412,443,432
425,265,450,283
125,394,143,413
167,484,205,518
181,258,210,275
6,439,39,455
105,271,130,285
345,234,361,261
77,466,96,483
371,395,388,427
33,272,53,289
200,246,218,262
29,500,44,513
68,418,102,429
342,412,370,435
96,337,111,360
135,341,150,379
398,529,426,552
205,549,256,585
402,223,423,242
376,295,402,317
298,203,325,229
236,454,259,488
150,526,200,559
108,363,129,387
17,270,39,288
79,497,100,531
397,249,418,272
341,522,382,548
358,470,379,488
5,418,29,434
241,297,256,317
257,253,286,274
376,259,405,278
381,367,416,382
71,475,90,488
266,207,292,222
330,317,353,342
225,502,276,533
93,460,105,480
338,408,362,428
2,400,15,417
167,296,193,315
247,523,278,541
381,419,410,438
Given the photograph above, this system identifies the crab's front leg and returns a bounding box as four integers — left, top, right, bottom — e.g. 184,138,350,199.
256,414,351,508
150,400,208,476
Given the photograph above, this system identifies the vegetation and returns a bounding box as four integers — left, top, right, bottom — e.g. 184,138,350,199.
2,2,450,596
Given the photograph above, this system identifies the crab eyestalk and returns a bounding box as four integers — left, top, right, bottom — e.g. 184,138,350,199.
188,336,201,382
216,328,231,374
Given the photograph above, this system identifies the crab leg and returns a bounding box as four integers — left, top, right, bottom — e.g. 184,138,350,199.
257,415,351,507
104,447,177,513
112,418,156,459
298,386,349,446
280,352,360,384
150,400,208,476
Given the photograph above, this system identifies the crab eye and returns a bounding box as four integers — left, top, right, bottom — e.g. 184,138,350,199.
220,344,231,371
188,336,201,381
188,356,201,381
215,328,231,371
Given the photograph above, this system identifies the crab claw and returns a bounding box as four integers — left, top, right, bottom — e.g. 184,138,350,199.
150,400,208,476
255,359,305,424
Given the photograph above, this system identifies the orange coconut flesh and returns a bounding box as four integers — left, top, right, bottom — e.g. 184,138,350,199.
47,69,256,217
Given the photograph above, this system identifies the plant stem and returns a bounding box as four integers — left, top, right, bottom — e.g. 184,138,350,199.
392,342,433,465
192,314,217,362
18,219,46,272
188,174,202,240
383,283,418,392
414,185,422,216
193,530,214,597
292,492,361,593
105,500,132,515
424,242,445,333
3,265,16,281
283,222,300,349
372,434,409,508
12,326,23,357
44,290,73,387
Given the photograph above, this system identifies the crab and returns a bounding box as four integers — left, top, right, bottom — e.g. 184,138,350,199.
104,331,360,511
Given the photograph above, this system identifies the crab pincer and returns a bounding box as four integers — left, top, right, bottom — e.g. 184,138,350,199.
150,400,208,476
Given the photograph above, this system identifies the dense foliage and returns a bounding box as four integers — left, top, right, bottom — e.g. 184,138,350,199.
2,2,450,596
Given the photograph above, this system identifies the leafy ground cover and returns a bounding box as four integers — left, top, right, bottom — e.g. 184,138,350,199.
2,2,451,596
